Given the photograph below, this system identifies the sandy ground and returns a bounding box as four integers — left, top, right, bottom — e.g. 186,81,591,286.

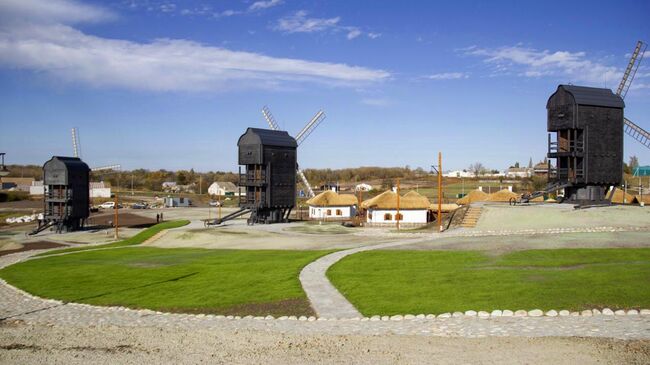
1,322,648,364
148,220,400,250
387,231,650,252
476,204,650,231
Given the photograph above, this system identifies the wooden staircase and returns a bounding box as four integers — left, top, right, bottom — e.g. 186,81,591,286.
461,206,482,228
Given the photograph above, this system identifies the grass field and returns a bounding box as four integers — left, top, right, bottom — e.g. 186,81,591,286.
35,220,190,257
328,248,650,316
1,247,331,316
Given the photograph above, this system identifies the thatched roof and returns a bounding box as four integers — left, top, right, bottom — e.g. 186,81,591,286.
429,203,460,213
306,190,358,207
361,190,430,210
456,189,488,205
485,189,519,202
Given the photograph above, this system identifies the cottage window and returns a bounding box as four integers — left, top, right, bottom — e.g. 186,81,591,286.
336,209,342,216
326,209,332,216
384,213,392,221
368,212,372,219
395,213,403,221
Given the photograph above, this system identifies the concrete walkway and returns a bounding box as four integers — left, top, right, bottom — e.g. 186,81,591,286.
299,238,433,318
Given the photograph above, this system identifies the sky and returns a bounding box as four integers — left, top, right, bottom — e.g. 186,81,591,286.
0,0,649,172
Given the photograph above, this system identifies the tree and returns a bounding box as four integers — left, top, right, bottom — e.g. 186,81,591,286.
469,162,485,178
629,156,639,172
176,171,188,185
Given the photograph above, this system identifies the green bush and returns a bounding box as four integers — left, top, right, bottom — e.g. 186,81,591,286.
0,191,30,202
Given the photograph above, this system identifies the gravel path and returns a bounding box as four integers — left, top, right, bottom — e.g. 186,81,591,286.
300,238,434,318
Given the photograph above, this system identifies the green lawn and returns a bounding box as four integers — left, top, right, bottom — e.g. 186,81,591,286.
1,247,331,316
327,248,650,316
35,219,190,257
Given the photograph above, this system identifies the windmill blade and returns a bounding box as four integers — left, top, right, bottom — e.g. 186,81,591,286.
71,127,80,158
624,118,650,149
91,164,121,172
295,110,326,146
261,106,280,131
616,40,646,99
297,168,315,198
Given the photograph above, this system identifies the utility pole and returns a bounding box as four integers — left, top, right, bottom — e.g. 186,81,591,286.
396,178,400,231
131,174,134,196
437,152,443,232
199,175,202,195
114,192,119,239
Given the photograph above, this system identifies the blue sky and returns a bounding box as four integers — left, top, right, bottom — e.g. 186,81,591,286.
0,0,649,172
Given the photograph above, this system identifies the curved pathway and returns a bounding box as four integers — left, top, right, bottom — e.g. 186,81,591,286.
1,239,650,340
299,238,434,318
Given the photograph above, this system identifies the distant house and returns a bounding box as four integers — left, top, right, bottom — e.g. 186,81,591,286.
506,167,532,178
319,183,339,192
162,181,196,193
307,190,358,219
533,162,549,176
443,170,474,178
163,196,192,207
1,177,35,191
29,180,44,195
89,181,111,198
208,181,241,196
361,190,430,227
162,181,177,192
354,183,373,192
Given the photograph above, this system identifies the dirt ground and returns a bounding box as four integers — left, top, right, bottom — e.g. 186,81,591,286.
0,200,42,211
148,221,399,250
476,204,650,231
0,241,65,256
0,322,648,364
387,231,650,253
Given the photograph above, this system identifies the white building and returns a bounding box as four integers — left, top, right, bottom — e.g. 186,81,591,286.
29,180,44,195
163,196,192,207
506,167,533,178
354,183,373,192
90,182,111,198
362,190,430,227
208,181,242,196
307,190,358,219
443,170,474,178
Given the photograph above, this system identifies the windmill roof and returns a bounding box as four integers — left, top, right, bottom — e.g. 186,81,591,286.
238,128,297,148
549,85,624,108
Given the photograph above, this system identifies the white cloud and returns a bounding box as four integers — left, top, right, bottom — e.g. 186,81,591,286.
426,72,469,80
361,97,391,106
0,0,115,24
463,45,622,84
346,28,362,40
249,0,283,11
0,1,389,92
275,10,340,33
274,10,378,41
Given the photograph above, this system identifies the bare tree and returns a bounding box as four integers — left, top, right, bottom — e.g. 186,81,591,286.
629,155,639,171
469,162,485,178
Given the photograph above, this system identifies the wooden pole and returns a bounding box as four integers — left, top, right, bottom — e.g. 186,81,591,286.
114,192,119,239
438,152,443,232
396,178,400,231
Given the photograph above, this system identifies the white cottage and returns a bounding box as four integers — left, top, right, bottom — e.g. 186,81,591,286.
208,181,241,197
362,190,430,227
307,190,358,219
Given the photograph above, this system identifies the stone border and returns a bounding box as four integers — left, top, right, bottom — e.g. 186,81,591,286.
2,275,649,323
